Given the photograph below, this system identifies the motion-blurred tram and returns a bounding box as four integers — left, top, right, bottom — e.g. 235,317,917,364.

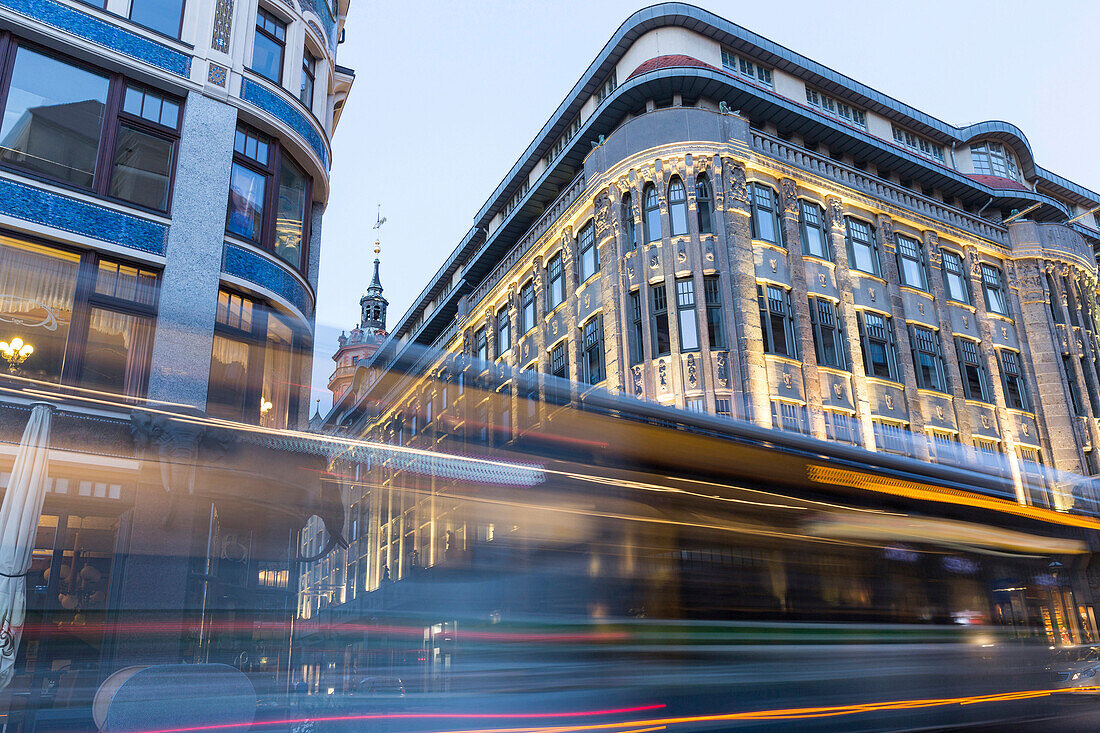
285,354,1100,731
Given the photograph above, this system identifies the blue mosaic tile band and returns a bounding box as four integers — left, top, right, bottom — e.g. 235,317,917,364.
222,242,314,317
0,177,167,254
0,0,192,77
299,0,336,50
240,78,330,169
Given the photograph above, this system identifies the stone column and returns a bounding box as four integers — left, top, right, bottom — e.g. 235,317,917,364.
828,198,873,449
926,232,973,449
595,188,624,394
877,215,928,458
782,178,824,439
147,94,237,408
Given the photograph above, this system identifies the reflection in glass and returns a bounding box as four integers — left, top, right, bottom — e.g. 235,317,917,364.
81,308,154,396
0,237,79,382
275,156,308,268
261,315,293,428
109,125,173,210
208,334,252,421
227,162,266,241
128,0,185,38
95,261,159,306
0,48,109,187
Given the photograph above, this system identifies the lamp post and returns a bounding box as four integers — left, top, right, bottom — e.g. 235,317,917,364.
0,338,33,373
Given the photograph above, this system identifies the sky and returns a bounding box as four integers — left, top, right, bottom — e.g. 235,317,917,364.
308,0,1100,415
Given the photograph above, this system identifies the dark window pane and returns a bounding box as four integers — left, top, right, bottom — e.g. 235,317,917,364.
208,334,254,421
227,162,266,241
129,0,184,37
253,28,284,82
0,47,109,187
275,155,308,268
109,125,173,211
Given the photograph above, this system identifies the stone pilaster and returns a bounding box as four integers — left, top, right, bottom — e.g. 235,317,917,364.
782,178,824,438
828,198,872,449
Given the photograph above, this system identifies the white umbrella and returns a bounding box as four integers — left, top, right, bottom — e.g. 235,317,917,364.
0,403,52,689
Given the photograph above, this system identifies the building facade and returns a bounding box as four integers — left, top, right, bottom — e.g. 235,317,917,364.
0,0,353,722
327,254,388,402
333,3,1100,514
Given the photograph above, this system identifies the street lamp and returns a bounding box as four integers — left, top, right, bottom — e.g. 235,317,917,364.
0,337,33,372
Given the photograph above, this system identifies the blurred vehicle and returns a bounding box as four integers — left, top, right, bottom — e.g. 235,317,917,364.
1051,646,1100,691
353,676,405,696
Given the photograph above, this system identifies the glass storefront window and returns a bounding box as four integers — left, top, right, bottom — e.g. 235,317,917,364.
81,309,155,396
0,238,79,383
108,124,174,211
261,314,293,428
0,48,109,187
275,156,308,269
209,333,254,421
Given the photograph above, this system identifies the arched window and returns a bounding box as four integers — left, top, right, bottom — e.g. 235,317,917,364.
695,175,713,234
622,193,637,250
668,177,688,236
643,184,660,243
1047,274,1064,324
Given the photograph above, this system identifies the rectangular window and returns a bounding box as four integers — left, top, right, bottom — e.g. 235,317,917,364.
771,400,808,434
703,276,725,349
581,316,603,386
651,284,670,356
578,221,599,282
473,327,488,363
929,429,961,463
999,349,1029,411
253,8,287,83
891,125,945,162
227,125,312,271
809,296,845,369
1084,358,1100,416
873,419,910,455
956,337,990,402
799,200,829,258
824,410,858,444
629,289,644,364
550,340,568,380
300,50,317,107
896,234,927,290
750,184,781,246
858,311,897,380
595,69,617,103
685,398,705,413
942,251,969,303
721,48,773,87
845,218,878,275
1018,447,1047,507
0,48,182,212
520,280,536,334
495,306,510,358
759,284,796,358
910,325,946,392
1063,354,1084,416
981,263,1008,315
129,0,185,37
209,290,299,428
547,253,565,309
973,437,1004,471
805,87,867,127
715,399,732,418
676,278,699,351
971,142,1020,181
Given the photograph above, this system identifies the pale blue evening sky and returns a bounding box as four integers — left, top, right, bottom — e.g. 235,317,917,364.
309,0,1100,415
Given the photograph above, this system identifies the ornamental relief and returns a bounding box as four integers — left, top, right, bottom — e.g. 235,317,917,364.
725,163,748,204
781,179,798,212
594,191,614,240
828,199,844,229
879,217,894,244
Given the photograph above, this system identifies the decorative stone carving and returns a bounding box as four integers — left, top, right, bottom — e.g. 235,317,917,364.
716,353,729,387
658,360,668,388
781,179,798,212
833,382,843,398
884,393,893,410
677,245,687,263
879,217,894,243
726,163,748,204
782,372,792,389
649,252,660,269
868,287,876,302
769,257,778,273
687,354,698,388
594,191,613,239
632,365,642,396
936,405,945,420
918,302,925,315
819,273,827,287
828,199,844,229
131,412,230,524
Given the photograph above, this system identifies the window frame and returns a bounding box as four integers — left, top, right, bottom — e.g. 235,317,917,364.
750,183,782,247
758,284,796,358
580,315,604,386
676,277,699,352
980,263,1009,316
895,234,928,291
519,279,536,335
643,183,661,243
910,324,947,393
703,276,725,349
845,217,879,276
252,6,287,84
695,174,713,234
809,296,845,369
208,287,302,426
0,38,184,215
942,250,970,304
128,0,186,40
629,289,644,364
473,326,488,363
546,252,566,310
300,47,318,109
998,348,1029,411
550,339,568,380
651,283,670,357
495,305,510,358
799,200,829,259
667,176,689,237
226,123,313,274
955,337,991,403
577,220,599,282
857,310,898,381
622,192,637,250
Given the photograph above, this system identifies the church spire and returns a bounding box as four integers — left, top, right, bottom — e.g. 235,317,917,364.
360,238,388,331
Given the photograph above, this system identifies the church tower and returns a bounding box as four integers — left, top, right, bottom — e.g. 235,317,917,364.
328,240,389,402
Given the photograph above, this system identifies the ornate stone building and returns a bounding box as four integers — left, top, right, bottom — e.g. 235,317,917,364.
332,5,1100,515
328,255,388,402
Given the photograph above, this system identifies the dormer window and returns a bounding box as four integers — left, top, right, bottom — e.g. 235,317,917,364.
721,48,772,87
971,142,1021,182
